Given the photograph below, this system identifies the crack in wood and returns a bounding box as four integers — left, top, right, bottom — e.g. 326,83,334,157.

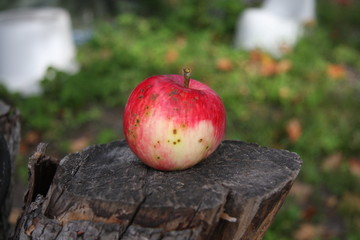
119,192,152,240
71,154,89,176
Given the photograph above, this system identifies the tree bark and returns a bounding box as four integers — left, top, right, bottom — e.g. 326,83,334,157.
13,139,302,240
0,100,21,240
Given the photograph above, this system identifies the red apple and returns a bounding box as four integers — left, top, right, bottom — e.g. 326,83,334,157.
123,69,226,171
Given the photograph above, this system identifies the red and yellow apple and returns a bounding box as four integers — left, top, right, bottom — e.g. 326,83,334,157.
123,69,226,171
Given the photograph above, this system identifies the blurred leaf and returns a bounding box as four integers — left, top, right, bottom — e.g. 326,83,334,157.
276,60,292,74
165,48,179,64
325,195,338,208
216,57,233,72
327,64,346,79
246,50,292,77
301,206,317,221
293,224,324,240
70,136,92,153
348,157,360,177
286,118,302,143
289,182,314,204
322,152,343,172
23,131,41,145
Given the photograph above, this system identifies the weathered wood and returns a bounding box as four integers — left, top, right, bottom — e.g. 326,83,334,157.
13,139,302,240
12,143,59,240
0,100,21,240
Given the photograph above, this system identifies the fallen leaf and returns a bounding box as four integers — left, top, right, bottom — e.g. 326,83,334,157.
293,223,324,240
301,206,317,221
289,182,313,204
276,59,292,74
24,131,41,145
249,49,262,62
327,64,346,79
286,118,302,143
247,50,291,76
216,58,233,72
322,152,343,172
325,195,338,208
70,136,91,152
260,54,277,77
348,157,360,177
19,142,29,156
165,48,179,64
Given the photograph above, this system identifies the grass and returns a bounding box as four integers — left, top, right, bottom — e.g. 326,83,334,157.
1,1,360,239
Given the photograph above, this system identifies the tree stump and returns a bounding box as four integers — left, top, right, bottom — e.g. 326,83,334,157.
13,139,302,240
0,100,21,240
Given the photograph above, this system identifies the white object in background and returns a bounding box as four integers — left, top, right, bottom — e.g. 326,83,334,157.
234,0,315,57
262,0,316,24
0,7,78,95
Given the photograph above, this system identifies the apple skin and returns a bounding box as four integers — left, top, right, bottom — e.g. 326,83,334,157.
123,74,226,171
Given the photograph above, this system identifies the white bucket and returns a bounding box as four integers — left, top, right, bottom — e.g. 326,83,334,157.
0,7,78,95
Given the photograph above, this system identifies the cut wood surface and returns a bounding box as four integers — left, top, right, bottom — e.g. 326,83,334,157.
0,100,21,240
13,139,302,240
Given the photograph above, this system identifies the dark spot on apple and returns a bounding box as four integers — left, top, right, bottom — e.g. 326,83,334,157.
198,138,203,143
157,141,160,144
169,89,179,96
167,140,170,143
136,119,140,123
138,95,144,99
173,129,177,135
206,145,209,150
151,93,159,100
153,145,156,148
145,106,149,110
177,139,181,142
181,124,187,128
157,156,160,159
173,141,177,145
170,96,178,102
141,88,145,92
194,96,199,100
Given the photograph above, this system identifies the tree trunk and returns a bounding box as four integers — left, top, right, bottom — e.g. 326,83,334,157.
0,100,21,240
13,139,302,240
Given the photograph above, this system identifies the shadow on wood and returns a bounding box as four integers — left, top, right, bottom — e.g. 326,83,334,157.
13,139,302,240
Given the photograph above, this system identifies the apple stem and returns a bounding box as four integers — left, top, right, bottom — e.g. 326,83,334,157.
183,68,191,88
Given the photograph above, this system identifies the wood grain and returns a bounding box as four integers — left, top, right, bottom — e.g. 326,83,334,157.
14,139,302,240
